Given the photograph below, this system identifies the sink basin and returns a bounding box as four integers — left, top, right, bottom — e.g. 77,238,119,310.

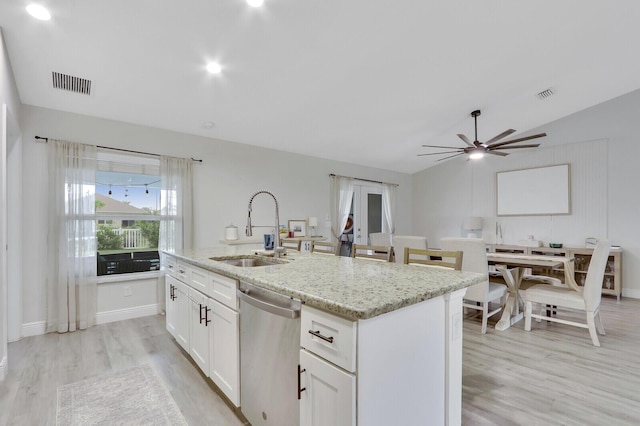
210,255,288,267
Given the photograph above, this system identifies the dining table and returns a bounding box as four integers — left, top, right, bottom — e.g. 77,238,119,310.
486,252,578,331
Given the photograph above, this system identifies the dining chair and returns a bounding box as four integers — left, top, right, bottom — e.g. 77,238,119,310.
351,244,394,262
280,238,301,251
311,240,338,255
524,240,611,346
393,235,428,264
441,237,508,334
404,247,462,270
369,232,392,247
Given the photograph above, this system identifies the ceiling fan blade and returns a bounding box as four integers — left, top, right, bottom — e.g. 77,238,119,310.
488,133,547,149
485,150,509,156
484,129,516,145
417,150,464,156
421,144,465,150
457,134,474,147
436,153,466,161
491,144,540,150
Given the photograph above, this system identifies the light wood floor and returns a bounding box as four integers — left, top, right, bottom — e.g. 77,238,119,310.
462,296,640,425
0,314,245,426
1,296,638,425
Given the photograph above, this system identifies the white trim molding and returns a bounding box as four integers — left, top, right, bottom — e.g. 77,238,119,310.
22,321,46,338
0,356,7,381
96,303,159,325
622,288,640,300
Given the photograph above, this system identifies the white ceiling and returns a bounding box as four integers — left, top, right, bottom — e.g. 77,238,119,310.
2,1,640,173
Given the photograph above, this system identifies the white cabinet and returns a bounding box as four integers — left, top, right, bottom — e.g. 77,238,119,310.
299,306,356,426
209,298,240,406
190,287,211,375
165,275,190,352
165,275,178,338
300,349,356,426
164,255,240,407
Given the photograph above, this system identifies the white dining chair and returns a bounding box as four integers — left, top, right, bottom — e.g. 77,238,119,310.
369,232,392,247
393,235,428,264
441,237,508,334
524,240,611,346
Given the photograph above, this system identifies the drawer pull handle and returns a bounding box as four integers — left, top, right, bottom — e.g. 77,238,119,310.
170,285,177,301
178,269,186,274
308,329,334,343
298,364,306,400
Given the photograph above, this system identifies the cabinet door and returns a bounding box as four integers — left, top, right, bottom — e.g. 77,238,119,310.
190,288,211,375
175,281,190,352
300,349,355,426
209,298,240,407
165,276,178,338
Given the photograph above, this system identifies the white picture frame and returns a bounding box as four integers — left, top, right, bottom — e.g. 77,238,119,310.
288,219,307,237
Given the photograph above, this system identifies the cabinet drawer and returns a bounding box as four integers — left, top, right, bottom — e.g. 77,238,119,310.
190,266,210,295
301,306,357,373
165,256,177,278
211,272,238,310
176,261,191,283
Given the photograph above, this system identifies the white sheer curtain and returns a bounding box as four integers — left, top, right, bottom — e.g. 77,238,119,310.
381,183,396,235
159,156,193,254
47,140,97,333
329,176,354,240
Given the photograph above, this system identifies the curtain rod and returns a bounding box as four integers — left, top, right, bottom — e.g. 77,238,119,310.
329,173,399,187
34,136,203,163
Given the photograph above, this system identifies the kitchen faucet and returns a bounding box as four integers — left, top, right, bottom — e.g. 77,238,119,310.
246,190,283,257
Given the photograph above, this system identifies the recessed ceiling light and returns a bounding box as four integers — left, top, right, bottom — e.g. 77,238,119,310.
247,0,264,7
206,62,222,74
202,122,215,129
26,4,51,20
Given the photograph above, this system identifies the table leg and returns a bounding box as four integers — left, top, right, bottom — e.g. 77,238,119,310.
495,266,524,331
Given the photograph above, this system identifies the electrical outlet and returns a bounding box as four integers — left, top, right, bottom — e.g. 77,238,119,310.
123,285,132,297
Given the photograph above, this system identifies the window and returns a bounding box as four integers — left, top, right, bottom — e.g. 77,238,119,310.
95,152,161,276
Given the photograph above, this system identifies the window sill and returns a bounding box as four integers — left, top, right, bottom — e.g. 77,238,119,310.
97,270,162,284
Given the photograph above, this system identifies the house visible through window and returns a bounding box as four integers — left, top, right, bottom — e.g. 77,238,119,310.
96,152,161,276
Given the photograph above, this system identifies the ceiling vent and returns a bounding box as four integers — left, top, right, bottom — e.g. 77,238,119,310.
52,71,92,95
537,88,554,100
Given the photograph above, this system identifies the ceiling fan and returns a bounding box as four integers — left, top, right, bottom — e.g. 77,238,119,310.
418,110,546,161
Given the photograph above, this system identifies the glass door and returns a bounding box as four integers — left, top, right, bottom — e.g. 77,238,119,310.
353,184,384,245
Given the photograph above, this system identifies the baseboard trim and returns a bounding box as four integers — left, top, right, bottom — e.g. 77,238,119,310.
96,304,160,325
22,321,47,338
622,288,640,300
0,356,7,381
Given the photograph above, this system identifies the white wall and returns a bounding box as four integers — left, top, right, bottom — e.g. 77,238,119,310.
0,28,22,379
413,88,640,298
19,104,413,327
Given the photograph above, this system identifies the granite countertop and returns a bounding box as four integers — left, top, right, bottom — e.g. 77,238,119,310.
167,247,485,320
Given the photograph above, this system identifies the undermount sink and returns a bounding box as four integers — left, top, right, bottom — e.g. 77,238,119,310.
210,255,288,267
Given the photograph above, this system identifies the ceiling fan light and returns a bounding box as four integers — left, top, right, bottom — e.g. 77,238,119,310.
469,152,484,160
26,4,51,20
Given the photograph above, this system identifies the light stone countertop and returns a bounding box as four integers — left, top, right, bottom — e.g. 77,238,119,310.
168,247,485,320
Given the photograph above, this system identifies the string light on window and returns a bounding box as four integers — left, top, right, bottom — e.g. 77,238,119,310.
145,184,149,198
124,188,128,198
108,185,112,197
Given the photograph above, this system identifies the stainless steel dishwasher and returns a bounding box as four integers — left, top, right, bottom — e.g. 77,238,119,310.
237,281,301,426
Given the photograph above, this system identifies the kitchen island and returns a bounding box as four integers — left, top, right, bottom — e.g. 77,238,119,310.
165,247,484,426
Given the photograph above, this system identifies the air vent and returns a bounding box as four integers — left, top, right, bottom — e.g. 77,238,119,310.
537,88,554,100
52,71,92,95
